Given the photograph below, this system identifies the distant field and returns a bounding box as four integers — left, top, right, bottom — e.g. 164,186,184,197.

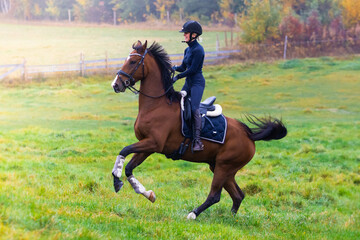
0,57,359,239
0,22,230,65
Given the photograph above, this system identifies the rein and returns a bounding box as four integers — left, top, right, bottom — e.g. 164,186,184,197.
117,49,175,99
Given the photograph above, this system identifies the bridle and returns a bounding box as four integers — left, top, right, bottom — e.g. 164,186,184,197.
117,49,147,92
116,49,175,99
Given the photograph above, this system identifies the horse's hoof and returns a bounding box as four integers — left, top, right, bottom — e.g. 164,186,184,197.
113,176,124,193
231,208,238,216
187,212,196,220
148,190,156,203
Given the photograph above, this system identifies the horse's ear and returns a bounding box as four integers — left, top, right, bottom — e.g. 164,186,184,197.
133,40,142,50
143,40,147,51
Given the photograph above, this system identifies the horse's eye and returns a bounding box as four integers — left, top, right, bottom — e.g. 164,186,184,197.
130,60,137,65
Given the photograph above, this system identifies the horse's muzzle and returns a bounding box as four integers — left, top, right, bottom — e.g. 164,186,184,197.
112,75,125,93
113,83,121,93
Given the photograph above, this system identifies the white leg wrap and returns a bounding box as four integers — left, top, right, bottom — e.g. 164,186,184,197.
128,175,156,203
128,175,146,194
112,155,125,178
187,212,196,220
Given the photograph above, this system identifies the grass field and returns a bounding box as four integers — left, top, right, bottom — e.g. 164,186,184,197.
0,22,229,65
0,56,360,239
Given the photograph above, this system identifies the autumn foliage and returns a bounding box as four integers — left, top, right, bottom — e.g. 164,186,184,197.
1,0,359,45
239,0,360,52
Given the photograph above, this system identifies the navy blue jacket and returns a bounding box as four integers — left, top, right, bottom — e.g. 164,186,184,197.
174,40,205,87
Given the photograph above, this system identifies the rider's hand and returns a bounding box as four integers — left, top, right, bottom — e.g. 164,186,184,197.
180,90,187,98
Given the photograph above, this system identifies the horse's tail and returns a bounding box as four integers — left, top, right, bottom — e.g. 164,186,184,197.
241,115,287,141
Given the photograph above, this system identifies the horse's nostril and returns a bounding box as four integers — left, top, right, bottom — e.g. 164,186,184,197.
113,83,120,92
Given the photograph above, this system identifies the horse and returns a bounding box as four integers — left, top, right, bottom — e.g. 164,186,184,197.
111,40,287,220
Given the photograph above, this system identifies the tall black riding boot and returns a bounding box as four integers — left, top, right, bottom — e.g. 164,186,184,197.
192,109,204,151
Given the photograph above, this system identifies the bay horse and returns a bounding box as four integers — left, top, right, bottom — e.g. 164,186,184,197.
111,41,287,220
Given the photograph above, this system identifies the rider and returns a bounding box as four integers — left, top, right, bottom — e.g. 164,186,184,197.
172,20,205,151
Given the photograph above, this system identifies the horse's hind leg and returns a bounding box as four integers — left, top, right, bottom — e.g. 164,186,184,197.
187,164,234,220
224,177,245,215
209,164,245,215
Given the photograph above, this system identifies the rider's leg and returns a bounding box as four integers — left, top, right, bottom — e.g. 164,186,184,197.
190,85,204,151
192,108,204,151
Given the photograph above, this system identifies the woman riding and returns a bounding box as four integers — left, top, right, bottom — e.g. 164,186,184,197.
172,20,205,151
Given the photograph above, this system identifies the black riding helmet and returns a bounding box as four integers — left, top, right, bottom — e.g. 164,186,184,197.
179,20,202,43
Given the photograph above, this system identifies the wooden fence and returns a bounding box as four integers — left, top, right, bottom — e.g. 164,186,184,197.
0,50,240,81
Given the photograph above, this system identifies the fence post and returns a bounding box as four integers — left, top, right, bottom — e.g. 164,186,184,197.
224,31,228,48
23,58,28,82
283,35,288,60
68,9,71,22
80,53,85,77
105,51,108,74
113,9,117,25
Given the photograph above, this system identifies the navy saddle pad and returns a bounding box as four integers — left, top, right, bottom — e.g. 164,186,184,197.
181,97,227,144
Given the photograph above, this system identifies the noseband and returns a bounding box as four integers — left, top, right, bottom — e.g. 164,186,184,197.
117,49,148,90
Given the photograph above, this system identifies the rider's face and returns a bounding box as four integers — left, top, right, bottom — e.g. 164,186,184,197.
184,32,190,42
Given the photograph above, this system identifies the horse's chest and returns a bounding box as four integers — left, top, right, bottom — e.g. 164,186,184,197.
134,115,152,139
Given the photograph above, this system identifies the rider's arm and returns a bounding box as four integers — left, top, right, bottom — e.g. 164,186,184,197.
173,49,188,72
176,49,203,79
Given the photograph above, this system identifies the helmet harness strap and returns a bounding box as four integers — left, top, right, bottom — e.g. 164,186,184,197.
182,32,198,43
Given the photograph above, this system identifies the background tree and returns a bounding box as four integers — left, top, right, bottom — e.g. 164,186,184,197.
112,0,148,23
1,0,12,14
87,0,113,23
310,0,335,38
73,0,87,21
177,0,219,23
219,0,246,26
154,0,175,22
11,0,33,20
330,16,346,40
73,0,113,23
279,14,304,41
304,10,322,41
56,0,76,20
282,0,308,19
241,0,282,43
341,0,360,34
45,0,60,20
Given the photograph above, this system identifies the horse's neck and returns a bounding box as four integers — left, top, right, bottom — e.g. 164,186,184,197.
138,69,166,112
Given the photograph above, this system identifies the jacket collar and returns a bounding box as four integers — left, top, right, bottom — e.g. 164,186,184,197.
187,39,198,47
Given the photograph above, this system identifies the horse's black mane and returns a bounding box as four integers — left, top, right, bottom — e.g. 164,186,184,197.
134,42,180,102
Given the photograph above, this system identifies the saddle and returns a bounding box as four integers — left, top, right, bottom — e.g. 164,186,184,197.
199,96,223,117
166,95,227,160
183,96,223,122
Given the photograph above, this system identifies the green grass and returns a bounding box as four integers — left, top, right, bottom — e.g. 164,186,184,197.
0,56,360,239
0,22,228,65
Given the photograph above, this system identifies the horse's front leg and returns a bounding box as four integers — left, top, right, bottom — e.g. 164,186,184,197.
126,152,156,202
112,139,157,201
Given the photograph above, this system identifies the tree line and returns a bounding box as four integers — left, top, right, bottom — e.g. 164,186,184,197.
1,0,359,43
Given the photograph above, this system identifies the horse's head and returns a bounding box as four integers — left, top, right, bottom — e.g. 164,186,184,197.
112,40,148,93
